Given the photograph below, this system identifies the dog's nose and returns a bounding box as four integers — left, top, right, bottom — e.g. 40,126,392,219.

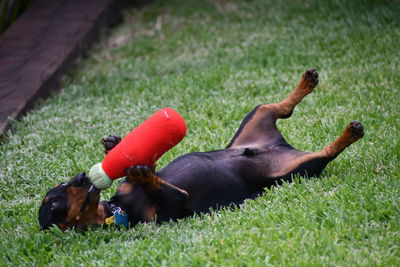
74,172,90,186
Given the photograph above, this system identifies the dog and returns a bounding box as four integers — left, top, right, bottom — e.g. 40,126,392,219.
39,69,364,231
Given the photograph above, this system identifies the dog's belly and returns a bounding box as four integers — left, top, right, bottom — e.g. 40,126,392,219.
156,150,258,213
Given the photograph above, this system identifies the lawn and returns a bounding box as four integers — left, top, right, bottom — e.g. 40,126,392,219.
0,0,399,265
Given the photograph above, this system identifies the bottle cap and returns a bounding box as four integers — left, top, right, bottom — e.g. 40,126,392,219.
88,162,113,190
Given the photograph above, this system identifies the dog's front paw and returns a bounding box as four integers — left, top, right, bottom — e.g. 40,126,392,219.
126,165,155,184
102,135,121,154
348,121,364,139
303,68,319,89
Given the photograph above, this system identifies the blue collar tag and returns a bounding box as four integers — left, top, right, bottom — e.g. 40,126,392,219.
114,211,129,228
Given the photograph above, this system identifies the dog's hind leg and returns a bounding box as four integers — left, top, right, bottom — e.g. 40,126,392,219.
271,121,364,181
125,166,192,220
227,69,319,148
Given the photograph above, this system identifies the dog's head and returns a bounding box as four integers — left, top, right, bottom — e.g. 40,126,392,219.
38,172,101,231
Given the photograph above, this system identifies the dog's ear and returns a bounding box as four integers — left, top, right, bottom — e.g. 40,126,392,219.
44,196,63,211
38,187,69,230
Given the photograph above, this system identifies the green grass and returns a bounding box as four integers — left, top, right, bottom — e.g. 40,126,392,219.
1,0,399,265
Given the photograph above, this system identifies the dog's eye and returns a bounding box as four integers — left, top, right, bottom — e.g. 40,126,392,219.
51,201,59,209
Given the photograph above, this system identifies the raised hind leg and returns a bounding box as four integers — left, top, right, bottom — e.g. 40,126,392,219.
227,69,319,148
272,121,364,181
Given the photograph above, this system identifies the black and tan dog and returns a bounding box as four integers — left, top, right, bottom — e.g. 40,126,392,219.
39,69,364,231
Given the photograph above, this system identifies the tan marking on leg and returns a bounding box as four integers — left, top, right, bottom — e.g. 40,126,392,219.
127,166,189,196
143,176,189,197
127,167,161,190
230,105,277,147
271,151,326,177
126,166,154,184
275,69,318,117
324,121,364,156
271,121,363,177
230,69,318,148
144,205,157,222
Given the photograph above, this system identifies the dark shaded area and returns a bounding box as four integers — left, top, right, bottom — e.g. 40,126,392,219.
0,0,135,137
0,0,36,34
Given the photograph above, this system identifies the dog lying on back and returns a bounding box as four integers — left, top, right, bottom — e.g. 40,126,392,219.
39,69,364,230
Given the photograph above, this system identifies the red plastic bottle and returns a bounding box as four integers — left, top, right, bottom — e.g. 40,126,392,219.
88,108,186,189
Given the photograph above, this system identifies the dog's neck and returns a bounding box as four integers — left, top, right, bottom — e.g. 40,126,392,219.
92,202,109,225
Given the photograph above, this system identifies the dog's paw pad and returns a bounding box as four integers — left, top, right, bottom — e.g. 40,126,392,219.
126,165,153,183
348,121,364,138
102,135,121,153
303,68,319,88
